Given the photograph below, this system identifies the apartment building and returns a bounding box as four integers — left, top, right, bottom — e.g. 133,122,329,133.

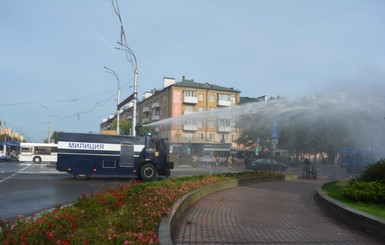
136,76,241,156
0,124,24,142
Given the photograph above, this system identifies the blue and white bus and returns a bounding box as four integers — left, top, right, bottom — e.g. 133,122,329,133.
0,141,20,161
19,142,58,163
56,132,173,180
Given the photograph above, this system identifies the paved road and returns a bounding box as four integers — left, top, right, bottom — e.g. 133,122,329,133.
174,177,383,244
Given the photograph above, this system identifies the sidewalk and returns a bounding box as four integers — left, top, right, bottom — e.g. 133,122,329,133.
173,178,383,244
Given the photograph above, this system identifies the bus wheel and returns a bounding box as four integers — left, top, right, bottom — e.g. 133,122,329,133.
33,157,42,164
74,174,90,180
140,163,157,181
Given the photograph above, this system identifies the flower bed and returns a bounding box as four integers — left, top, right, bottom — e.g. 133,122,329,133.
0,172,278,244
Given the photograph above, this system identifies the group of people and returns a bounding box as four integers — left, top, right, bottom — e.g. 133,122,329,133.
209,154,234,173
302,157,317,178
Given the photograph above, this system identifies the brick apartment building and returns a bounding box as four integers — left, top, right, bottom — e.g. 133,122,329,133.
101,76,241,159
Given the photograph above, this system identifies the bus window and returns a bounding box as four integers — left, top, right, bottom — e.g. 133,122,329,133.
21,147,32,153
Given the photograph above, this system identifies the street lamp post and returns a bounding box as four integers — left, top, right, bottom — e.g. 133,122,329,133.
40,105,51,143
104,66,121,135
116,42,137,136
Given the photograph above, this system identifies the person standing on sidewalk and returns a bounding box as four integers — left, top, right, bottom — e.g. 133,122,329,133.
211,154,217,174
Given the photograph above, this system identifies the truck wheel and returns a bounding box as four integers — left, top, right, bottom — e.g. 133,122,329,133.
33,157,42,164
74,174,90,180
164,169,171,178
140,163,157,181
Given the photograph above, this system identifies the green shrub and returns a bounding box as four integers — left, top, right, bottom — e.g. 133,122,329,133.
341,180,385,203
358,159,385,184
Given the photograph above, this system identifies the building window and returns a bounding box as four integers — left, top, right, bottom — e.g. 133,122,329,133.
198,93,204,101
199,133,204,140
198,106,204,112
210,133,215,141
210,94,215,102
232,134,237,142
221,134,228,142
219,94,231,101
184,90,196,97
185,133,193,141
152,108,160,116
218,118,231,127
185,119,197,125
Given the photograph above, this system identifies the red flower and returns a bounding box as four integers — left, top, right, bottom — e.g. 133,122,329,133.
46,229,55,240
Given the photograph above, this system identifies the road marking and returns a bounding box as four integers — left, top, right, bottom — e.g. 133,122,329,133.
0,165,32,183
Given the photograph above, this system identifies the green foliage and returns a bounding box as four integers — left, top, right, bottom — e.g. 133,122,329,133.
357,159,385,184
341,180,385,203
108,118,132,135
51,131,59,143
322,180,385,219
340,160,385,204
119,119,132,135
137,125,156,136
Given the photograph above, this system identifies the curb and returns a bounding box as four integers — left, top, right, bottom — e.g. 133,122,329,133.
314,183,385,241
158,175,288,244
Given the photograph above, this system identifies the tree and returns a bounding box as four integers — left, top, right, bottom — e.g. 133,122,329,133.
136,125,156,136
235,102,354,164
44,131,60,143
119,120,131,135
109,118,132,135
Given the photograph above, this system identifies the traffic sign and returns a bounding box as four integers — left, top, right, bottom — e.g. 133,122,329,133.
271,121,279,139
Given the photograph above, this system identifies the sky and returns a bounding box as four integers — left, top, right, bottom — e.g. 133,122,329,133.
1,0,384,142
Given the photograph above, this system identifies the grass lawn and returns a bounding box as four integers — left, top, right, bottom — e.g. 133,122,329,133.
322,180,385,220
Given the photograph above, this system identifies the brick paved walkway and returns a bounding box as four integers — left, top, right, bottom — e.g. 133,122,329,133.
173,178,383,244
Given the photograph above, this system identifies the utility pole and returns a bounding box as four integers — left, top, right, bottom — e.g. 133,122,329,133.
116,42,138,136
41,105,51,143
111,0,138,136
104,66,121,135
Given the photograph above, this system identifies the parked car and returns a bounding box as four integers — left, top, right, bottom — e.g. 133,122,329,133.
245,158,287,172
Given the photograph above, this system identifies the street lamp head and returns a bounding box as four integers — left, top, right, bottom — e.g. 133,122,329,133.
103,66,121,135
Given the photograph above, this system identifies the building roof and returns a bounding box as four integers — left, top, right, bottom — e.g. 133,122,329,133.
239,97,259,104
239,95,269,104
172,79,240,93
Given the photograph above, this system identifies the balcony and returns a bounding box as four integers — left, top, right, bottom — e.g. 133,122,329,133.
217,99,232,107
183,124,198,131
142,106,150,113
151,115,160,121
151,102,160,108
217,125,232,132
183,96,198,104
